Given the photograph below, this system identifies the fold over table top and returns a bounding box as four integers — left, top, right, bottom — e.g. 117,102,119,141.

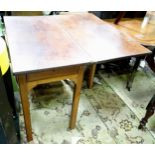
4,15,91,74
4,13,151,74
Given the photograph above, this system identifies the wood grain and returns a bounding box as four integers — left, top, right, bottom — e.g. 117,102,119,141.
55,13,151,63
4,16,90,74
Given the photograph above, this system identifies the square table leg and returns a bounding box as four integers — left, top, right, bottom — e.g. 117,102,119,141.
69,66,84,129
17,75,33,142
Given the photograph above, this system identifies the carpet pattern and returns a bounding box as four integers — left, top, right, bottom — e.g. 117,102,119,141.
18,67,155,144
98,67,155,138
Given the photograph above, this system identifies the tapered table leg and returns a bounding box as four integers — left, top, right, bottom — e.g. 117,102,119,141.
69,66,84,129
18,75,33,142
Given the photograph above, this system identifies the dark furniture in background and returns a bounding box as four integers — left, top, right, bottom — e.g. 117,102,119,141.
114,11,146,24
0,68,20,143
139,52,155,129
89,11,146,20
0,15,20,143
113,11,155,129
0,11,11,23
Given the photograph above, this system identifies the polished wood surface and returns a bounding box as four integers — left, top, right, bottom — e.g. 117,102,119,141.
4,16,90,74
56,13,150,63
4,14,151,74
113,18,155,46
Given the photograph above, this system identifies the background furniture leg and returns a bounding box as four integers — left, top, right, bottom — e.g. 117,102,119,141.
139,94,155,129
145,48,155,73
114,11,126,24
126,57,141,91
3,67,21,141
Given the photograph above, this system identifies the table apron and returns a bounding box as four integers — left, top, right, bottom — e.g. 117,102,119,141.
16,65,83,91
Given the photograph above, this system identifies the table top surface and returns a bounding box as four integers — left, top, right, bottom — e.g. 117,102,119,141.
4,15,92,74
4,13,151,74
56,13,150,63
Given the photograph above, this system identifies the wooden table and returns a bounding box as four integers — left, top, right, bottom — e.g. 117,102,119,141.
4,13,151,142
4,16,91,142
55,13,151,88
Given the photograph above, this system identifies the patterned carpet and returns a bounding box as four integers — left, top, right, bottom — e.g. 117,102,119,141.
17,65,155,144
